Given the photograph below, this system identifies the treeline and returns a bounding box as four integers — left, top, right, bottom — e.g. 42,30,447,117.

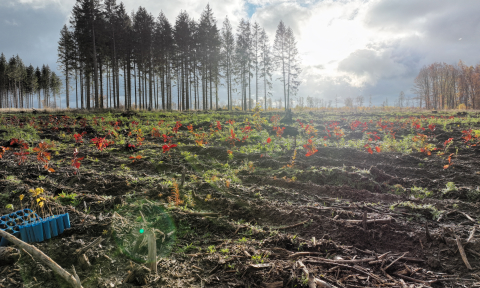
59,0,301,111
0,54,62,109
412,61,480,110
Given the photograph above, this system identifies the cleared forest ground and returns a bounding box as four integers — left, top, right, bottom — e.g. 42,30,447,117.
1,108,480,288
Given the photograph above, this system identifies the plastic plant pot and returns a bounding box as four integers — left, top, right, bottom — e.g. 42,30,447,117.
62,213,71,229
49,217,58,237
0,228,14,246
20,225,29,242
56,216,65,234
8,213,16,220
0,222,7,229
33,222,44,242
15,211,24,217
13,226,20,240
6,221,15,227
26,224,35,243
42,220,51,240
0,216,8,222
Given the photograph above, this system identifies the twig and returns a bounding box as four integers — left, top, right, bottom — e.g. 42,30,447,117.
21,248,35,263
393,273,435,284
305,260,384,284
314,278,337,288
183,211,219,217
458,211,475,223
467,248,480,258
277,219,310,230
306,257,376,264
139,211,147,224
75,237,104,255
0,229,83,288
288,252,325,258
297,261,319,288
342,218,392,225
467,227,476,243
454,233,472,270
383,252,407,271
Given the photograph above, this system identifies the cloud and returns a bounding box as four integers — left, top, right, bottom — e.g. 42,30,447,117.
4,19,18,26
251,0,480,104
2,0,480,107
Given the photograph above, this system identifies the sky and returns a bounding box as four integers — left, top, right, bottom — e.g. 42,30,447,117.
1,0,480,108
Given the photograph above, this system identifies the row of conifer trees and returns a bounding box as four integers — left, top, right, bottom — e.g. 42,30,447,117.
0,53,61,109
58,0,301,111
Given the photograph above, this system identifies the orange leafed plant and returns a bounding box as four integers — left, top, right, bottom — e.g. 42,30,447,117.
0,146,9,159
444,153,454,169
129,155,142,162
33,142,53,163
375,146,381,153
168,182,183,206
303,138,318,157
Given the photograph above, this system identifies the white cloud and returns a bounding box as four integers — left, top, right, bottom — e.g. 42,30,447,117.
2,0,480,105
252,0,480,102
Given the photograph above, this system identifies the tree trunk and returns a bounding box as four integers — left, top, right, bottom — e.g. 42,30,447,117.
127,57,131,110
86,72,90,109
91,1,99,109
66,66,70,108
116,59,120,109
99,58,103,109
149,61,153,111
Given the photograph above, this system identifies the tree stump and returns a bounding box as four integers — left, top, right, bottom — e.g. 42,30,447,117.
0,247,21,266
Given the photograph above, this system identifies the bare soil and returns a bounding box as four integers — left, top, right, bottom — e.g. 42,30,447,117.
1,109,480,288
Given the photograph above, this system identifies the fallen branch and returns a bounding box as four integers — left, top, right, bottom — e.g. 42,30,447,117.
467,227,476,243
305,260,384,284
74,236,104,255
342,218,392,225
383,252,407,271
468,248,480,258
277,219,310,230
0,229,83,288
297,260,335,288
393,273,435,284
306,257,376,264
454,234,472,270
458,211,475,223
288,252,325,258
180,211,220,217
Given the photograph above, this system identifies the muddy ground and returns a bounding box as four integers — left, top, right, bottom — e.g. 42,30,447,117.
1,109,480,288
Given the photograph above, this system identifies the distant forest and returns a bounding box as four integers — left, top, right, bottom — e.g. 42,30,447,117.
0,54,62,109
55,0,300,111
413,61,480,110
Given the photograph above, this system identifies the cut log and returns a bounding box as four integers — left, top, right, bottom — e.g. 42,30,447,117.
0,247,20,266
